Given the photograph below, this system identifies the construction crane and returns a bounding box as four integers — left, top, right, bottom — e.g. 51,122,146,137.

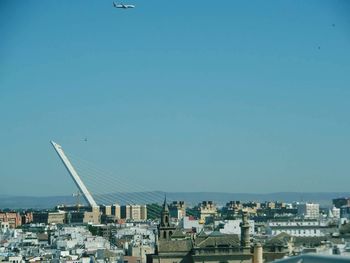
72,191,82,211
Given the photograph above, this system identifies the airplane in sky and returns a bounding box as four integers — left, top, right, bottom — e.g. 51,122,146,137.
113,2,135,9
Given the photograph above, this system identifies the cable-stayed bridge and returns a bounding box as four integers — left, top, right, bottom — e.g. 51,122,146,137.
50,141,184,219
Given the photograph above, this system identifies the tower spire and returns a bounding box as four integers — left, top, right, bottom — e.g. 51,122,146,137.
163,194,169,212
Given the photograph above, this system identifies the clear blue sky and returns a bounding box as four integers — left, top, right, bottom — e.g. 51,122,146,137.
1,0,350,196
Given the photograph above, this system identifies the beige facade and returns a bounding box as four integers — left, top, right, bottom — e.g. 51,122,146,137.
140,205,147,220
169,201,186,220
101,205,112,216
129,245,154,263
199,201,217,220
83,207,100,224
123,204,147,220
112,204,121,219
132,205,141,220
47,212,66,224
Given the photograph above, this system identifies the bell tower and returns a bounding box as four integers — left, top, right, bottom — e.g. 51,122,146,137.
158,196,175,240
161,197,170,227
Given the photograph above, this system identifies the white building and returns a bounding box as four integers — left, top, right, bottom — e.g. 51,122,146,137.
216,219,255,236
297,203,320,219
181,216,204,233
0,222,9,233
8,256,24,263
332,206,341,219
267,220,325,237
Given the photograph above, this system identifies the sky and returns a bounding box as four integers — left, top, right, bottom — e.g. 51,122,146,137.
1,0,350,196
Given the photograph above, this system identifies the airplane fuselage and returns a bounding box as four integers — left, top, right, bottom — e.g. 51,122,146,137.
113,2,135,9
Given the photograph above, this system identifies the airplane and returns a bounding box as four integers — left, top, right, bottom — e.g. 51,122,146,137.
113,2,135,9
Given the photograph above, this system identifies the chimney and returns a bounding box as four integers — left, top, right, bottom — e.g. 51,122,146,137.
253,243,263,263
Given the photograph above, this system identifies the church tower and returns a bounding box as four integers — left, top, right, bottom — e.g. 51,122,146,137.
158,197,175,240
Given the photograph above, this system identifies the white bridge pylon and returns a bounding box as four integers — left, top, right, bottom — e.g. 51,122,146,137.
51,141,98,208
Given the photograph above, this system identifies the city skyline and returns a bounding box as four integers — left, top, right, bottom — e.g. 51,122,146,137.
1,0,350,196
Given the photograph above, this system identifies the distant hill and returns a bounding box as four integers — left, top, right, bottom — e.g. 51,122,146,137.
1,191,349,209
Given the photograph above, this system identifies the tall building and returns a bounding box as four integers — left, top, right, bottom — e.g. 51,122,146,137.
141,205,147,220
100,205,112,216
83,206,101,224
131,205,142,220
0,212,22,228
169,201,186,220
331,206,340,219
333,197,350,209
297,203,319,219
111,203,121,219
121,205,131,219
33,212,49,224
340,205,350,219
121,204,147,221
21,212,33,225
